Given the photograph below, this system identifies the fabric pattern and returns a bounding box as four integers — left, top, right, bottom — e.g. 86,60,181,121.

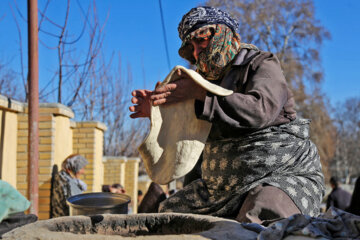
178,6,239,41
159,118,325,218
50,170,86,218
179,24,258,80
257,207,360,239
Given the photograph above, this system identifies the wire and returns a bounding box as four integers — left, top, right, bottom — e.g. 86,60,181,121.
158,0,171,71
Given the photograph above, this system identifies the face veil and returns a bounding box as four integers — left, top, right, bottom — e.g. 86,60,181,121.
179,24,241,80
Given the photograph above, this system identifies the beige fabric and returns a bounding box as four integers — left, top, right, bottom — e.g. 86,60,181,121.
138,65,233,184
165,66,234,96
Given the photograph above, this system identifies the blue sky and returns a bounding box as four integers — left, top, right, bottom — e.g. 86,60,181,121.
313,0,360,105
0,0,359,106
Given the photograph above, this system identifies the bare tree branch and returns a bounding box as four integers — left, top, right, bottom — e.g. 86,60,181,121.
9,2,27,100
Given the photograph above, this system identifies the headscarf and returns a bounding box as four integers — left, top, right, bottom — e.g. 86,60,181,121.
178,7,258,80
178,6,239,42
61,154,88,176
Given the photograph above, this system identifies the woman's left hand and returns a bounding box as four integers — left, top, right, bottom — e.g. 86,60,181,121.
151,69,206,106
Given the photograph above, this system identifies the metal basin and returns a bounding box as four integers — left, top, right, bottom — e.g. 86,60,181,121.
67,192,131,216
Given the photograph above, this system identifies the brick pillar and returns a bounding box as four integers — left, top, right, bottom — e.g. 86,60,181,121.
72,122,106,192
16,103,74,220
17,111,55,220
103,156,126,187
124,157,140,214
16,113,30,197
0,96,23,188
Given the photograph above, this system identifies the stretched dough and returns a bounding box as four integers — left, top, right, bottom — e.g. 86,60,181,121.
138,66,233,184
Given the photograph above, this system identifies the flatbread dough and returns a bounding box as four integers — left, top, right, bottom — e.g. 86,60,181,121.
138,65,233,184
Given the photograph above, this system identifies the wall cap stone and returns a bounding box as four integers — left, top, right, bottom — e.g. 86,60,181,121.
126,157,141,163
103,156,128,163
70,120,76,128
21,102,74,118
138,175,151,182
0,95,24,113
39,103,74,118
0,96,75,118
102,156,140,163
75,121,107,131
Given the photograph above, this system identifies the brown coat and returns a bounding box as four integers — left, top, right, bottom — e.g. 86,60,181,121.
195,49,296,140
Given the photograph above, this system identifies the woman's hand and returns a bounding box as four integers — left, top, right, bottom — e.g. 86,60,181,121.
151,69,206,106
129,89,153,119
129,82,161,119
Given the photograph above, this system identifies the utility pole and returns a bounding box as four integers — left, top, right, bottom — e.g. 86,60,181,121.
27,0,39,215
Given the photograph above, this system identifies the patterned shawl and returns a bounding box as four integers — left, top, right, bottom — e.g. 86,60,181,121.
159,118,325,218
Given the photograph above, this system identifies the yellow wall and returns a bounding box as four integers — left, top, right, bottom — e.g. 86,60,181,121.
16,113,29,198
0,110,19,188
103,156,126,186
94,127,104,192
0,96,144,220
54,115,73,167
0,96,23,188
73,122,106,193
103,157,141,213
124,157,140,214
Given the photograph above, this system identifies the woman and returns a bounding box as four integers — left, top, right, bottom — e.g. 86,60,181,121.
130,6,325,224
50,154,88,218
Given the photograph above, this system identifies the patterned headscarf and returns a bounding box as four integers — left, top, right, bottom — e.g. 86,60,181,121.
61,154,88,175
178,6,239,41
179,24,258,80
178,7,258,80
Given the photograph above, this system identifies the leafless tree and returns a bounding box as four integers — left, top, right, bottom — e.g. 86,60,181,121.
0,60,21,100
8,0,147,157
35,0,106,105
71,53,148,157
331,97,360,183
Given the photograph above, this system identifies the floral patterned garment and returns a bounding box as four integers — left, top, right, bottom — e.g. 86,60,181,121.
159,118,325,218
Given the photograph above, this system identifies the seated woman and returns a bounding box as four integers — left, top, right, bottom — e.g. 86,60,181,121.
50,154,88,218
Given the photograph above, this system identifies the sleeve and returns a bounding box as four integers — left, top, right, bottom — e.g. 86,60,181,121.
195,55,288,129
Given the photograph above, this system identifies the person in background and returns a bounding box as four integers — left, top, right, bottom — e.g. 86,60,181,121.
102,184,111,192
346,176,360,215
50,154,88,218
111,183,126,194
102,184,126,194
326,176,352,211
